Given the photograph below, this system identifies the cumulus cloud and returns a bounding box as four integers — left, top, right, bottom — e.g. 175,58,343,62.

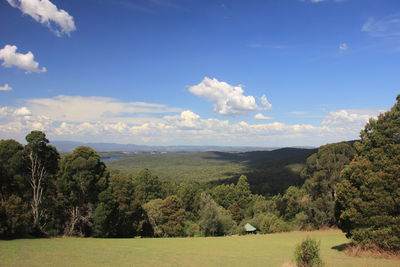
339,43,348,51
322,109,381,129
0,83,13,91
188,77,272,116
6,0,76,36
13,107,32,116
254,113,272,120
0,45,46,73
0,95,385,146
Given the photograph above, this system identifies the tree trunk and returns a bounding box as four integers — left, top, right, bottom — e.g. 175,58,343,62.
28,151,46,231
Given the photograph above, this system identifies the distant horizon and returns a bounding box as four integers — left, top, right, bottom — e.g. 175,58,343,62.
1,0,399,146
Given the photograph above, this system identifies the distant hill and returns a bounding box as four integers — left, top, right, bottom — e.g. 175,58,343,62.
51,140,314,153
107,147,317,196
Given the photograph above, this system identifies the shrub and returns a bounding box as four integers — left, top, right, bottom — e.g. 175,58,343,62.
294,237,324,267
260,213,290,233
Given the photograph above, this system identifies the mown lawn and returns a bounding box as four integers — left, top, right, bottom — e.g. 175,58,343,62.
0,230,398,267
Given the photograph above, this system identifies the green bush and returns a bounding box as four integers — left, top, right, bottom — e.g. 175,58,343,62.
260,213,290,233
294,238,324,267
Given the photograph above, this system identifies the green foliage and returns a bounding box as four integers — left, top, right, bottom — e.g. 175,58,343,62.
0,140,26,201
134,169,162,204
335,95,400,250
275,186,308,221
159,195,185,237
259,213,290,233
183,220,201,237
93,172,152,237
57,146,108,236
142,199,163,237
294,238,324,267
107,149,316,196
198,193,235,236
25,131,59,175
0,195,31,237
301,142,356,228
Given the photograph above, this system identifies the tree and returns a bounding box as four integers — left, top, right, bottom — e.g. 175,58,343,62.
92,172,152,237
235,175,252,210
24,131,59,234
301,142,356,227
0,140,31,237
335,95,400,250
134,169,162,204
198,193,235,236
0,140,26,202
57,146,108,236
143,199,164,237
159,195,185,237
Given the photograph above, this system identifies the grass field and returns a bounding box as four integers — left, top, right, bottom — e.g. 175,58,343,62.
1,230,398,267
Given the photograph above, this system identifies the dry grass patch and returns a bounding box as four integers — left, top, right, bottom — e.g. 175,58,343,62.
344,244,400,260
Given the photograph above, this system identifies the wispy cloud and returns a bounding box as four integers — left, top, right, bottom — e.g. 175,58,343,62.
362,15,400,38
254,113,273,120
339,43,348,51
6,0,76,36
0,84,13,91
25,95,183,124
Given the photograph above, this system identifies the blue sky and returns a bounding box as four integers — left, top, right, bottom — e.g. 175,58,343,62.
0,0,399,146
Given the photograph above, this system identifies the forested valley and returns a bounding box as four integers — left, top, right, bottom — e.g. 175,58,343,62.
1,95,399,251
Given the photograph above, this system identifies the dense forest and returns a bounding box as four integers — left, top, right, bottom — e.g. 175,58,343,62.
1,95,399,251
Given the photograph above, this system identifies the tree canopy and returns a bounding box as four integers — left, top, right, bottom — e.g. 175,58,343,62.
335,95,400,250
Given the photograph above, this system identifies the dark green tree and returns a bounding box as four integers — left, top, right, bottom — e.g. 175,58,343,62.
92,172,152,237
0,139,31,237
301,142,356,227
57,146,108,236
134,169,162,204
335,95,400,250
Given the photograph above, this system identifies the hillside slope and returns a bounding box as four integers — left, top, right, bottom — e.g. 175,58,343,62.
107,148,317,195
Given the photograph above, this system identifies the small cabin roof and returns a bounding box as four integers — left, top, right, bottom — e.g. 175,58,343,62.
244,223,257,232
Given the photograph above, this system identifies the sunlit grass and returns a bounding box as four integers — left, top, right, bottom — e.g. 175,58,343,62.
1,230,399,266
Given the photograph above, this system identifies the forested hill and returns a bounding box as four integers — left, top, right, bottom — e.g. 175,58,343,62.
107,147,317,196
51,140,288,153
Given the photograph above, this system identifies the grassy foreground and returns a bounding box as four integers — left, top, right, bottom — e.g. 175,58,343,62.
1,230,398,267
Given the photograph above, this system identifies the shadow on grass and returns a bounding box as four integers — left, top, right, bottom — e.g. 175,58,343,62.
331,243,351,251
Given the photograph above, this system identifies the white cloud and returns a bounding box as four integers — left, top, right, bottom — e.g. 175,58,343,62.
188,77,272,116
0,84,13,91
6,0,76,36
254,113,272,120
0,95,386,146
25,95,183,123
339,43,348,51
0,45,46,73
362,15,400,38
13,107,32,116
322,109,381,130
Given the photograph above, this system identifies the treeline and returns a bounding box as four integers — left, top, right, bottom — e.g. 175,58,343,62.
1,95,399,251
0,130,355,238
